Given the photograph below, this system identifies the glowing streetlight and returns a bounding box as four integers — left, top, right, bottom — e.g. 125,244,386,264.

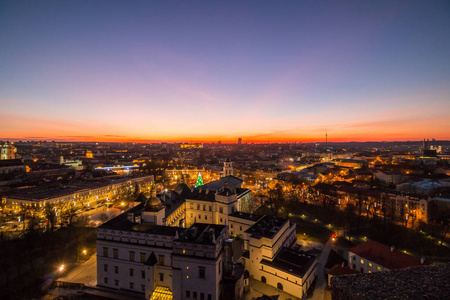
59,264,65,272
82,249,87,255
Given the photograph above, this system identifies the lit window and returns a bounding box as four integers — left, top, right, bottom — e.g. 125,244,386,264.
129,251,135,261
361,259,364,264
369,263,372,268
377,266,381,271
159,255,165,266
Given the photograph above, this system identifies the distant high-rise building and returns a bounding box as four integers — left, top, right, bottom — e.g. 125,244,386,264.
238,138,242,144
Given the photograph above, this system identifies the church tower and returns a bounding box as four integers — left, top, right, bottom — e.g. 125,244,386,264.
223,158,233,177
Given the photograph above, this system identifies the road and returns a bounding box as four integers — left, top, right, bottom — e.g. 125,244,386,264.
311,239,332,300
59,254,97,286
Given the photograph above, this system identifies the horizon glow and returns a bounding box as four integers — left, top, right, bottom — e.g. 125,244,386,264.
1,1,450,143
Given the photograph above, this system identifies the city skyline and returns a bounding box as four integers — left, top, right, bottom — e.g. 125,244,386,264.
1,1,449,143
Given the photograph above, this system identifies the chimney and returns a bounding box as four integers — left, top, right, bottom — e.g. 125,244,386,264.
391,246,395,252
224,239,233,275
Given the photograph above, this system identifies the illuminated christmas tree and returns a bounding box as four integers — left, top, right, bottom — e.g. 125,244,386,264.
195,173,203,187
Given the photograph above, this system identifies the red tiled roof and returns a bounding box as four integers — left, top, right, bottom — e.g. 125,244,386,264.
328,264,359,276
350,240,429,270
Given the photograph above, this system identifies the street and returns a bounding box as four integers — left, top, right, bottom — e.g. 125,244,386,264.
59,253,97,286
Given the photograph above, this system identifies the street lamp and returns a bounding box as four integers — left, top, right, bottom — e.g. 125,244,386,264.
59,264,64,272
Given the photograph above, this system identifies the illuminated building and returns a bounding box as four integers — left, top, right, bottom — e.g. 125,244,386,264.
1,142,16,160
96,173,317,299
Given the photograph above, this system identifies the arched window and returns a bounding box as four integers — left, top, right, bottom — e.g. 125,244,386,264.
277,283,283,290
261,276,266,283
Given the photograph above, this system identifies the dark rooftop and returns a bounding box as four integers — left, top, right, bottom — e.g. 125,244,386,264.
331,263,450,300
245,215,289,239
176,223,226,245
0,159,24,167
261,247,317,278
203,175,243,191
229,211,263,222
98,203,183,236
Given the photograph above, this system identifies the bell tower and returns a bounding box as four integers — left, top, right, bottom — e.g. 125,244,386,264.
223,158,233,177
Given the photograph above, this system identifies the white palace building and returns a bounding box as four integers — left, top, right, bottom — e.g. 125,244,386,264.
97,161,318,299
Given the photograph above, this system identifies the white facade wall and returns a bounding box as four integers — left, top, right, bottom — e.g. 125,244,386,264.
97,227,176,299
348,251,389,273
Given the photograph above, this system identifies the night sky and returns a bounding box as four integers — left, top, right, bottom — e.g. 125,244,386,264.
1,0,449,143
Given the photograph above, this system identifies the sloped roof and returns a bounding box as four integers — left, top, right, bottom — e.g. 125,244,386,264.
349,240,428,270
203,175,242,191
328,264,359,276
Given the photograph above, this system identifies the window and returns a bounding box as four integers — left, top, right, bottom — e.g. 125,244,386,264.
209,206,211,211
103,264,108,272
240,226,242,231
203,205,206,211
104,277,108,284
140,253,146,263
103,247,108,257
197,204,200,210
369,263,373,268
141,285,145,292
205,216,207,220
261,276,266,283
113,249,118,259
193,292,197,299
129,282,134,289
129,251,135,261
186,291,190,298
377,266,381,271
219,207,223,214
208,294,212,300
141,270,145,278
231,224,233,229
190,203,193,209
277,283,283,291
160,273,164,281
114,280,119,286
199,266,205,279
200,293,204,300
360,259,364,264
130,268,134,276
159,255,165,266
199,215,201,220
220,218,223,223
114,266,118,274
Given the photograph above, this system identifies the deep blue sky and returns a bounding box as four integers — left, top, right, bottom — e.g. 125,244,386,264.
1,0,449,142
